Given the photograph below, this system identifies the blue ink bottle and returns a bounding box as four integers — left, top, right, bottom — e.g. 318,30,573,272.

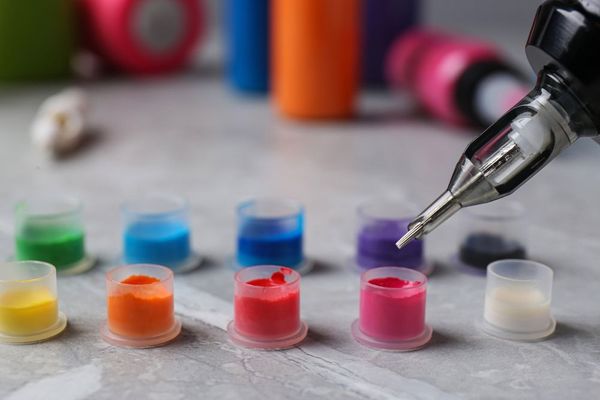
226,0,270,93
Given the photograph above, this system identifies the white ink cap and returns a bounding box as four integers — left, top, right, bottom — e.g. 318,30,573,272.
482,259,556,341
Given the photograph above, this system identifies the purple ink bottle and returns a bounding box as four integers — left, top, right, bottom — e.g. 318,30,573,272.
362,0,419,86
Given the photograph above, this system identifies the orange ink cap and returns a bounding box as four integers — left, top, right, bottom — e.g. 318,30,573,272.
101,264,181,348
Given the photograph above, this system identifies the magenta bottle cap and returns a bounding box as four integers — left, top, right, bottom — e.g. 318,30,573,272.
385,28,523,126
352,266,432,351
227,265,308,350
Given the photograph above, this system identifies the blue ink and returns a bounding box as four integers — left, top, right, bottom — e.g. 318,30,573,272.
237,229,303,268
236,198,305,269
124,221,191,268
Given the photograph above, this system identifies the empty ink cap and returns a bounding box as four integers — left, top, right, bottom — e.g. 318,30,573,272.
455,201,527,274
0,261,67,344
235,198,310,273
355,199,431,274
227,265,308,350
482,259,555,341
101,264,181,348
14,195,95,275
122,194,200,273
352,266,432,351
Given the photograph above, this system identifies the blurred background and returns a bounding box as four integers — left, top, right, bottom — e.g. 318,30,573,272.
0,0,540,86
0,0,544,150
198,0,540,73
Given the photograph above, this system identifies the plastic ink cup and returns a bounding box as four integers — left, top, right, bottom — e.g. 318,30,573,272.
456,201,527,274
101,264,181,348
235,198,309,273
122,194,200,273
355,200,430,274
482,260,555,341
0,261,67,344
227,265,308,350
352,267,432,351
14,196,94,275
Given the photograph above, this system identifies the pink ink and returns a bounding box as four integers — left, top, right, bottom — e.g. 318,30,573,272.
352,267,432,351
368,277,421,289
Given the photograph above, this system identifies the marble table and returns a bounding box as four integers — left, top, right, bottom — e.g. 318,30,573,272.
1,75,599,400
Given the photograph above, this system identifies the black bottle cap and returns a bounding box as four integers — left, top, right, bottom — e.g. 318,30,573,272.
526,0,600,126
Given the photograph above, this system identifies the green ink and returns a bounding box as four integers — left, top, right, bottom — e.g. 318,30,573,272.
15,225,85,270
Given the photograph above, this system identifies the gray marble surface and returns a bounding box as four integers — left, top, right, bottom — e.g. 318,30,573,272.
1,76,600,400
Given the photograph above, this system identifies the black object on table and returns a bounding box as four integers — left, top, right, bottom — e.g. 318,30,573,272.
459,232,526,270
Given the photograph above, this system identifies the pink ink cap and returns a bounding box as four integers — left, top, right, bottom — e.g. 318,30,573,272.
352,266,432,351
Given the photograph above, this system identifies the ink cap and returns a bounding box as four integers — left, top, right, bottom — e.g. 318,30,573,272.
481,259,556,341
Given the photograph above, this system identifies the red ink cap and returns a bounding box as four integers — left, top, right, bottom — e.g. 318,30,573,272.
227,265,308,350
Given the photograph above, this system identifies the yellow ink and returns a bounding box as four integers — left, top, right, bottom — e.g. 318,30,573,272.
0,288,58,335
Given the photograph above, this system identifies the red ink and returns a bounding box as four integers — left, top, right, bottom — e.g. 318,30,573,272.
121,275,160,285
247,271,287,287
234,268,300,338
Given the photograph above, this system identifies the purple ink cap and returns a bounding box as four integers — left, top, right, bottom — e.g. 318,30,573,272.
355,199,431,274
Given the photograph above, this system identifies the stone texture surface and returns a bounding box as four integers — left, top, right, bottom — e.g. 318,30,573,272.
1,76,600,400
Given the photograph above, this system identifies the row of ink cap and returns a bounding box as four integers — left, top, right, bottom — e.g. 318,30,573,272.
0,260,556,349
11,194,528,276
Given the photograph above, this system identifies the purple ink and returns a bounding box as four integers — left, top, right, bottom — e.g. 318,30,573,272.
355,200,428,273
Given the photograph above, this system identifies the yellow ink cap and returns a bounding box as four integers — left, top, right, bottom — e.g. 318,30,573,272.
0,261,67,344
